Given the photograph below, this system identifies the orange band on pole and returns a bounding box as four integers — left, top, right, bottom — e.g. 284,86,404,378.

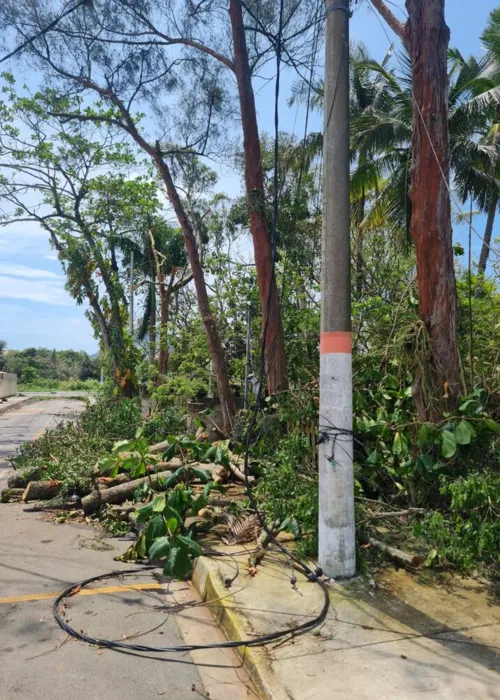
320,331,352,354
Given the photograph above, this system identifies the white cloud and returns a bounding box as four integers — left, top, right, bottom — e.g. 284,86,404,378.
0,263,63,279
45,253,59,261
0,275,72,306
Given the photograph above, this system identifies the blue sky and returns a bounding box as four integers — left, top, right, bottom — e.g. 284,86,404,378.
1,0,498,352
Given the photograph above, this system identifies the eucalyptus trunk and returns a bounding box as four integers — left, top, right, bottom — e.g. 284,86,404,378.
406,0,460,420
229,0,288,395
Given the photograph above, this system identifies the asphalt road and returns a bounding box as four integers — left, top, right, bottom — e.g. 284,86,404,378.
0,400,256,700
0,398,86,489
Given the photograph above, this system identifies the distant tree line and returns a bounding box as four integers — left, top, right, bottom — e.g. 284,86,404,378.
0,342,99,384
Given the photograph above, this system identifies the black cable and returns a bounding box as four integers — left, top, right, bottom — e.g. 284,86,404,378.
53,566,329,652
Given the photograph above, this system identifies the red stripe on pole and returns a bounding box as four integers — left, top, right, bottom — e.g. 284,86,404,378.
320,331,351,354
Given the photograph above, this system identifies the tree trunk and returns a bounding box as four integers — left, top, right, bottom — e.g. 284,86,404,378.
405,0,460,420
229,0,288,395
82,469,173,515
149,277,156,365
153,156,236,433
475,190,497,297
355,190,365,297
22,480,62,502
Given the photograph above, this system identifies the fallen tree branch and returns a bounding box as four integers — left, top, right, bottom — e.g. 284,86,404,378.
359,507,426,525
82,469,172,515
22,479,62,502
367,536,425,569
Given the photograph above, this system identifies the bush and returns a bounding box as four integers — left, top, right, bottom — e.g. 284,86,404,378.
414,470,500,574
142,407,186,444
256,434,318,556
12,396,142,496
80,397,142,439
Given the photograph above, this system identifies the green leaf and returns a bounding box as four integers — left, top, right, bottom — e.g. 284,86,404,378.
455,420,476,445
148,536,172,560
417,454,435,471
417,423,439,448
152,493,166,512
202,445,216,461
166,517,178,534
392,432,408,456
174,534,202,557
441,430,457,459
147,514,166,540
135,502,154,524
163,546,192,579
112,440,132,454
484,418,500,433
163,443,177,461
215,447,223,464
366,449,379,466
189,466,211,483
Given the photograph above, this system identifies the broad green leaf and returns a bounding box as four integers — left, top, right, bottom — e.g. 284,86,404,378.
147,514,166,540
112,440,132,454
148,536,172,560
174,534,202,557
152,493,166,512
166,517,178,534
189,466,211,483
455,420,476,445
417,423,439,448
366,449,379,466
441,430,457,459
417,454,435,471
135,502,154,524
392,432,407,456
163,546,192,579
484,418,500,433
163,443,177,461
202,445,216,461
215,447,223,464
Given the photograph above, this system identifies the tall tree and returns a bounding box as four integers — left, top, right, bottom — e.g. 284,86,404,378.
371,0,460,420
0,4,237,430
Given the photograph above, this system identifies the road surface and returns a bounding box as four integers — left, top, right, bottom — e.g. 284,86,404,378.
0,398,86,489
0,399,256,700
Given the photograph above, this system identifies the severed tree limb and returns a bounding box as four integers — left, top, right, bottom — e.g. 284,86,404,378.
367,536,425,569
82,470,172,515
22,480,62,502
369,0,407,41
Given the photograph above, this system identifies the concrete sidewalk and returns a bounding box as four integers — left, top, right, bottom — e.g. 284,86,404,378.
193,545,500,699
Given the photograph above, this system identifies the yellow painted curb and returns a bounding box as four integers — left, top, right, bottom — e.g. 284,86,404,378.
192,557,291,700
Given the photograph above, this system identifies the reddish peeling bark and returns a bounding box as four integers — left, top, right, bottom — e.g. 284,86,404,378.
229,0,288,395
405,0,460,419
372,0,460,420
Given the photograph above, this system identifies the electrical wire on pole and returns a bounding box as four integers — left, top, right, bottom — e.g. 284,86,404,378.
319,0,356,578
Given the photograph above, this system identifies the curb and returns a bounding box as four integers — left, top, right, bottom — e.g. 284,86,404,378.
0,396,38,417
192,556,292,700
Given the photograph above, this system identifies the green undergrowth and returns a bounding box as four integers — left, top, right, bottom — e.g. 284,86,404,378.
254,383,500,577
17,378,100,392
12,397,143,496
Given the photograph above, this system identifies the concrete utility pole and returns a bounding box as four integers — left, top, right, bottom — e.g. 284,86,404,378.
319,0,356,578
129,250,134,337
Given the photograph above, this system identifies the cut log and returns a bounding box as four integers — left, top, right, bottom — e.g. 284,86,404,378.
7,468,41,489
82,469,172,515
149,440,171,455
1,487,24,503
96,473,130,489
22,480,62,502
368,537,425,569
